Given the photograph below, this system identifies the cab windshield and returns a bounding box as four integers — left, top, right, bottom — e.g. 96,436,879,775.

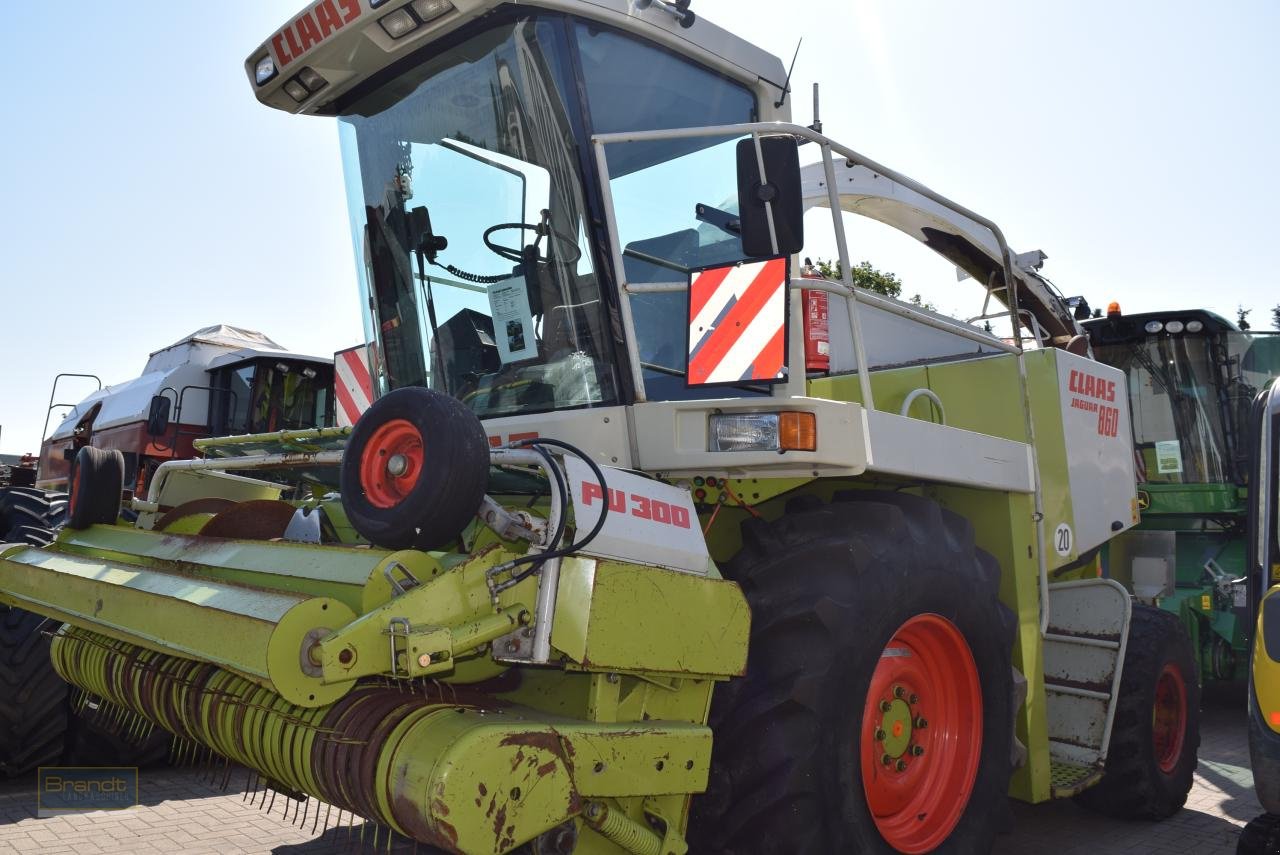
338,18,617,418
1096,330,1280,484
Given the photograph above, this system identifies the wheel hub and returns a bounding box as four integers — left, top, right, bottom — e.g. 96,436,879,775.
876,693,916,760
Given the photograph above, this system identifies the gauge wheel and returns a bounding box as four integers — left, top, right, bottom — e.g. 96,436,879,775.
340,386,490,550
66,447,124,529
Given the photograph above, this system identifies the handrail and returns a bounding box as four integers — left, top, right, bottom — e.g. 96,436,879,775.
592,120,1051,633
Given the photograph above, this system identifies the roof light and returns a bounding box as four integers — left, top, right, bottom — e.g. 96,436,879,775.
283,79,310,103
1107,301,1122,318
709,412,817,453
411,0,455,22
1186,320,1204,333
297,67,328,92
1165,320,1185,334
379,8,419,38
1144,320,1163,334
254,55,277,86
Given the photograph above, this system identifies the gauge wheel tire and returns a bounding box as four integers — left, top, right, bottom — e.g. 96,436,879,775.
67,447,124,530
0,525,69,778
1074,604,1200,819
689,492,1016,854
340,386,490,551
0,487,67,540
1239,813,1280,855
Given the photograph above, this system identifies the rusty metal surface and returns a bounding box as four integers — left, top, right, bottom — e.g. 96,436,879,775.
200,500,300,540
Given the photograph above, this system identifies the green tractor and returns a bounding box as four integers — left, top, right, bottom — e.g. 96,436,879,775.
1084,308,1280,686
0,1,1200,851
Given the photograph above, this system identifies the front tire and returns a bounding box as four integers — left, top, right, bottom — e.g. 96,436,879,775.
1074,604,1200,819
689,492,1015,854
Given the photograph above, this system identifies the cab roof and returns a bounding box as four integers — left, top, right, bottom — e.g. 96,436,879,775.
246,0,786,117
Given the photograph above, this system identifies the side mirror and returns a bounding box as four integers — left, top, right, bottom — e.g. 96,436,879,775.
146,395,171,437
736,136,804,258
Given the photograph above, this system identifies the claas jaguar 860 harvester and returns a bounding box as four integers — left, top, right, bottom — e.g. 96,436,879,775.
0,1,1199,852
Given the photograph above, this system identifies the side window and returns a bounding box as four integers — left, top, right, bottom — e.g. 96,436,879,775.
574,24,761,400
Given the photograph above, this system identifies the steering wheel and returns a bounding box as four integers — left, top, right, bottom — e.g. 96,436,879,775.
483,222,582,265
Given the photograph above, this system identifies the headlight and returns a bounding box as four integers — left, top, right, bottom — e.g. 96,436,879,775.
1186,320,1204,333
709,412,817,452
1144,320,1163,334
1165,320,1185,334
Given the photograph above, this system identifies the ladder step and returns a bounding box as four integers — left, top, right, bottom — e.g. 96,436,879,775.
1044,631,1120,650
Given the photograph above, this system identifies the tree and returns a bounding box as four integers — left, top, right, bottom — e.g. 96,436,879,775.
1272,304,1280,331
1238,305,1252,332
812,258,902,299
811,259,936,312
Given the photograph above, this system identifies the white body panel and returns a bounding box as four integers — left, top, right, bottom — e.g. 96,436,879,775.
565,459,710,574
1054,351,1138,553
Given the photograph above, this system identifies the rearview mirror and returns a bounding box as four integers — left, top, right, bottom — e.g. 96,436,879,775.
736,137,804,257
146,395,171,437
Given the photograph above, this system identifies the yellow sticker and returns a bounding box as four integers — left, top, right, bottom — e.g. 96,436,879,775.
1201,594,1212,611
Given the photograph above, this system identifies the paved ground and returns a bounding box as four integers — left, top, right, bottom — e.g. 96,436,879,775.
0,687,1261,854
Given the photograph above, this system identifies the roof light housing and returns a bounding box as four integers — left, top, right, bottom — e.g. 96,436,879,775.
254,55,278,86
1165,320,1185,334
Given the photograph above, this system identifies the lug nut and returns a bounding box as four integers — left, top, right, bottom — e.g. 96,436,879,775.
881,754,892,767
911,745,925,757
896,759,908,772
908,693,919,705
893,686,906,699
874,729,886,741
915,717,928,729
879,700,892,712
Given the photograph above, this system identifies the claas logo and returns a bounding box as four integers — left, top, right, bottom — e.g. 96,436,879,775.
271,0,362,68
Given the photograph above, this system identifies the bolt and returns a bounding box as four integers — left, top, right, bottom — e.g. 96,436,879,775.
908,693,919,705
915,717,928,729
893,686,906,699
585,802,604,821
896,759,908,772
506,640,520,653
911,745,925,757
881,754,892,767
338,648,355,665
517,610,532,626
593,762,605,774
607,673,620,684
879,700,892,713
417,653,432,668
874,728,886,741
386,453,409,476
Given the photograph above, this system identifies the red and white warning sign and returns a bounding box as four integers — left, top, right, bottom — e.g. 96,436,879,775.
687,257,788,386
334,344,374,427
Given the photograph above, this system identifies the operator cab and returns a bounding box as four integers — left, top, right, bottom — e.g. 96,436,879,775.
208,354,335,436
1084,309,1280,486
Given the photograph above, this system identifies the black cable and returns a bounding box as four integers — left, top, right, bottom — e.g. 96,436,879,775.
528,444,568,552
501,438,610,585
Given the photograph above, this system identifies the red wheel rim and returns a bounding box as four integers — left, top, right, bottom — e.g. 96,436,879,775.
1152,662,1187,773
359,419,424,509
860,614,983,854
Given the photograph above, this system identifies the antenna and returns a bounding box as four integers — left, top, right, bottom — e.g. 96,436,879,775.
774,38,803,109
810,82,822,134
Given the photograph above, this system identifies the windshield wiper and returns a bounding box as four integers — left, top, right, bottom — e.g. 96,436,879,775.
695,203,741,238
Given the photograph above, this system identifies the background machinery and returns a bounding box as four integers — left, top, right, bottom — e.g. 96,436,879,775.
0,1,1201,851
1085,309,1280,687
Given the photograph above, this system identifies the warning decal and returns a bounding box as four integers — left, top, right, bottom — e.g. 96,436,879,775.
687,258,788,386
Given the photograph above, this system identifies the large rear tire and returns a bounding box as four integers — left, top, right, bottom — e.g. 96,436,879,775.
0,523,69,778
689,492,1016,854
1074,604,1200,819
0,487,67,540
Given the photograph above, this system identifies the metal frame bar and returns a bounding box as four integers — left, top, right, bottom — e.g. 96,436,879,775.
590,119,1051,633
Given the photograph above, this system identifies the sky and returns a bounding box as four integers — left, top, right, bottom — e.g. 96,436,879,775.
1,0,1277,454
